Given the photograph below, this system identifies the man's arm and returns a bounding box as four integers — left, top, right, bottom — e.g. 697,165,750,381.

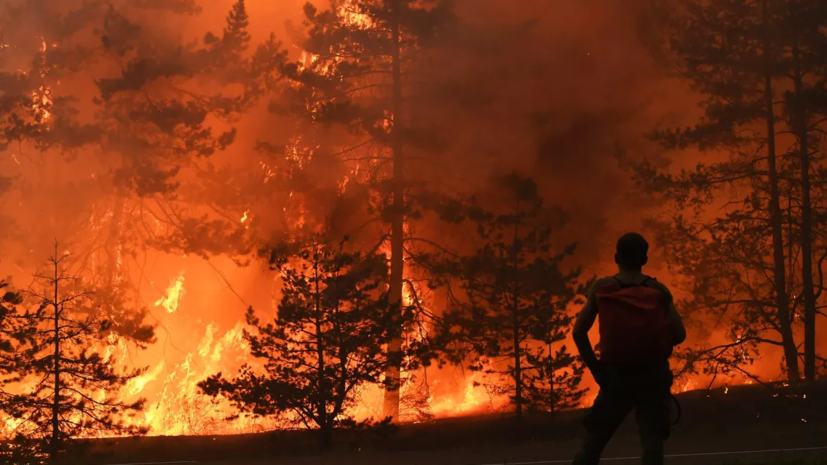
667,302,686,345
573,280,604,378
650,281,687,345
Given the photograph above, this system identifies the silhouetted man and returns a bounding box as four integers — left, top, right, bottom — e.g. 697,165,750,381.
572,233,686,465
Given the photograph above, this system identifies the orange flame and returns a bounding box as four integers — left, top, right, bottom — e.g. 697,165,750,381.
154,272,186,314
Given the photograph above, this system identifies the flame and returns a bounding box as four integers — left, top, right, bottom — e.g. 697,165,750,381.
338,0,373,28
154,272,186,314
123,321,264,436
32,36,52,124
240,210,249,223
427,372,498,417
128,361,166,397
675,379,698,393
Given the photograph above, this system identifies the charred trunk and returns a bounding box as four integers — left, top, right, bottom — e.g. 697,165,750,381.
511,214,523,423
318,423,334,450
382,0,405,420
762,0,799,381
105,196,125,288
791,41,817,382
313,253,329,444
50,244,61,463
512,308,522,422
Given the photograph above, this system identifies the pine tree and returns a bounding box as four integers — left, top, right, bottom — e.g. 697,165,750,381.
222,0,250,54
199,238,412,448
774,0,827,382
276,0,455,419
435,175,584,422
13,245,149,463
634,0,799,381
523,326,586,414
0,276,43,465
1,0,284,348
638,0,827,383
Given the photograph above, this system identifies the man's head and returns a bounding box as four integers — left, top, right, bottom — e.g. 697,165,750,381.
615,233,649,271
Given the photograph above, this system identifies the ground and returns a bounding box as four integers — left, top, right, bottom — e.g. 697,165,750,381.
77,382,827,465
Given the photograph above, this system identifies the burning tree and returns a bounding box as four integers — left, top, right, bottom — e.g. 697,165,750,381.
0,277,36,388
634,0,827,383
275,0,456,418
435,175,585,422
199,238,413,448
0,0,285,323
0,277,40,457
12,246,150,463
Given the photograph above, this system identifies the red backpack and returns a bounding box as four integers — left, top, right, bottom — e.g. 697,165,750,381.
596,277,673,364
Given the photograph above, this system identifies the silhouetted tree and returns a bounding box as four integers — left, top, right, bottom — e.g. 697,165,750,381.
634,0,827,382
774,0,827,382
12,245,150,463
199,238,413,448
0,276,41,465
523,328,586,414
0,0,286,288
436,175,584,422
0,277,36,400
276,0,455,418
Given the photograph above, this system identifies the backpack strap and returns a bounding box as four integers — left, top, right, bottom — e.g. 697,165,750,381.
613,276,656,289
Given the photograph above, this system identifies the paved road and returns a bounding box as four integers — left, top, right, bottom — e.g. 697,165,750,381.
474,446,827,464
99,445,827,465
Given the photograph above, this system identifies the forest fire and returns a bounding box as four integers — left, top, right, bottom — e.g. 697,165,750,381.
0,0,825,463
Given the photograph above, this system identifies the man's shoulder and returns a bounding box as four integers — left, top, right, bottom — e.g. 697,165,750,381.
644,278,674,301
589,275,672,295
589,276,619,295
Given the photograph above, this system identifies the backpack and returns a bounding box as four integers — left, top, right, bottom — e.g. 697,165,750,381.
596,277,673,364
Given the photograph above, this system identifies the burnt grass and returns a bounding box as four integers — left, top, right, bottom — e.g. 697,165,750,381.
74,381,827,464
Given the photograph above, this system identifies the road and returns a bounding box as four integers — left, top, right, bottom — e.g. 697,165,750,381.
101,445,827,465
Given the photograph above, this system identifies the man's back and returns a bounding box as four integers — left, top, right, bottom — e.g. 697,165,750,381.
572,234,686,465
594,275,674,365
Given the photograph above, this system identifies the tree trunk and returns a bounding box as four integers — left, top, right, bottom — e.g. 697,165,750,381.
513,308,522,423
51,245,61,463
105,196,125,287
511,214,522,423
791,41,817,382
762,0,799,381
313,252,329,442
548,341,555,414
382,0,405,420
319,423,334,450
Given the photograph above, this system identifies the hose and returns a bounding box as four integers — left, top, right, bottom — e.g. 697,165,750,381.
670,393,682,425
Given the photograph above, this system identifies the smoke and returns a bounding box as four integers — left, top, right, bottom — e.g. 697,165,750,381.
394,0,689,271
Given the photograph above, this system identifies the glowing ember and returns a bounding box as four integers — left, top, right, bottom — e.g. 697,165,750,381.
154,272,186,314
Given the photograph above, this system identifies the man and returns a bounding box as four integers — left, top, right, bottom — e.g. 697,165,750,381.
572,233,686,465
